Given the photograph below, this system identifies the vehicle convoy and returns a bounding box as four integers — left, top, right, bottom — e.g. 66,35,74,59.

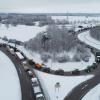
31,77,39,86
31,77,45,100
33,84,45,100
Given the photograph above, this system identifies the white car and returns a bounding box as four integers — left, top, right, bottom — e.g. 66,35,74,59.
27,70,33,77
36,93,45,100
8,48,15,55
31,77,39,86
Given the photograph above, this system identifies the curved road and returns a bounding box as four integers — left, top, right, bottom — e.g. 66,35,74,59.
0,45,35,100
64,27,100,100
0,26,99,100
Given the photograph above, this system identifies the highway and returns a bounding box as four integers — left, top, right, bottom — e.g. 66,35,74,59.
64,27,100,100
64,71,100,100
0,45,35,100
0,26,100,100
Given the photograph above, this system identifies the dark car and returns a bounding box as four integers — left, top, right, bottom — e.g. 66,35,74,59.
71,69,80,75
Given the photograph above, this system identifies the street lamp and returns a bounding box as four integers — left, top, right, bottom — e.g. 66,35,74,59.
55,82,61,100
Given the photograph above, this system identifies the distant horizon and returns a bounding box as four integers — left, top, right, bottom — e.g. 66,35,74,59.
0,0,100,13
1,12,100,17
0,12,100,14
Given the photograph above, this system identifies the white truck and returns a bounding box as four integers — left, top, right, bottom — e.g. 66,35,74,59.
31,77,39,86
33,85,45,100
31,77,45,100
36,93,45,100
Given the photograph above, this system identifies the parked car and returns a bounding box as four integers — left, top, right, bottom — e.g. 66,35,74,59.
2,36,8,41
0,43,2,47
91,62,98,69
27,70,33,77
96,57,100,63
36,93,45,100
23,65,30,72
96,52,100,57
71,69,80,75
8,48,15,55
8,39,16,43
41,67,51,73
55,69,65,75
31,77,39,86
2,43,6,47
84,66,91,73
33,85,41,95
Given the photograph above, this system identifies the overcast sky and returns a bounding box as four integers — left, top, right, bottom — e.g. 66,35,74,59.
0,0,100,13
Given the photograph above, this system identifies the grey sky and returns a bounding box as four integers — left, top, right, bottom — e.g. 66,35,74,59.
0,0,100,13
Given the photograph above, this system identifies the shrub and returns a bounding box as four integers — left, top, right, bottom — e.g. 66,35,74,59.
73,54,81,62
41,53,51,62
56,56,70,63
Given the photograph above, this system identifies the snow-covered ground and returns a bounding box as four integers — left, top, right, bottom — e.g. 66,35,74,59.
2,39,95,72
78,29,100,100
0,17,98,100
0,24,46,42
51,16,100,23
34,69,93,100
78,30,100,50
0,51,21,100
16,46,95,71
45,54,95,71
0,22,96,71
82,83,100,100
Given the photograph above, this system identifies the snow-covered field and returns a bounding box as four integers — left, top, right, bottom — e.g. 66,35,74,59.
78,30,100,50
45,54,95,71
0,23,95,71
0,17,99,100
51,16,100,22
78,29,100,100
0,24,46,42
34,69,93,100
16,46,95,71
0,51,21,100
82,83,100,100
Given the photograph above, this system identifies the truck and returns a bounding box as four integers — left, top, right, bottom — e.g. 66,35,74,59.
33,85,45,100
36,93,45,100
31,77,39,86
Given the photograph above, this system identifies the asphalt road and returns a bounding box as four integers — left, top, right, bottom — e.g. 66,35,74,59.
0,46,35,100
0,26,99,100
64,27,100,100
64,73,100,100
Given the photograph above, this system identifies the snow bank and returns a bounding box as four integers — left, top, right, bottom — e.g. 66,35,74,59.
82,83,100,100
0,51,21,100
34,69,93,100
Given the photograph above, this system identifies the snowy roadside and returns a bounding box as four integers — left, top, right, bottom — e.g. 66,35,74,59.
0,51,21,100
82,83,100,100
78,30,100,100
78,30,100,50
16,46,95,71
34,69,93,100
